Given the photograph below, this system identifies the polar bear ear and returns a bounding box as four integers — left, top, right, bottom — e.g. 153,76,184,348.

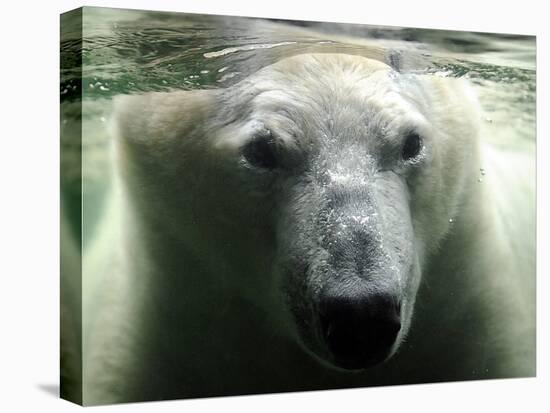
385,50,403,72
112,89,218,152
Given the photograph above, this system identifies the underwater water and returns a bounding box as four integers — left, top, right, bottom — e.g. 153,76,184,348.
60,8,535,243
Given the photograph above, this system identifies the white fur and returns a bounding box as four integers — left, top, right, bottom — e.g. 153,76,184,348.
77,54,535,405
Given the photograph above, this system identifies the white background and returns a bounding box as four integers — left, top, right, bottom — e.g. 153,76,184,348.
0,0,547,411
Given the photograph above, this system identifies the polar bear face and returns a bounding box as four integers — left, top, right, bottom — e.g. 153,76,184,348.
115,54,480,371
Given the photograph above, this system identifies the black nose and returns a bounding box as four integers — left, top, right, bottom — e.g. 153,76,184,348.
319,288,401,370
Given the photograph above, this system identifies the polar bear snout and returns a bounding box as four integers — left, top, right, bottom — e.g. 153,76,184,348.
318,287,402,370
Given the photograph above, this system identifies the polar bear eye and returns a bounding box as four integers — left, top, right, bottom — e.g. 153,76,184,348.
402,132,422,161
243,134,279,170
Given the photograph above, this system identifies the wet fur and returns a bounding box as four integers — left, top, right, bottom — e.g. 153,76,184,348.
78,54,535,405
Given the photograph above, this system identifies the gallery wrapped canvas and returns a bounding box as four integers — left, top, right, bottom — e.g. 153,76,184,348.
60,6,536,406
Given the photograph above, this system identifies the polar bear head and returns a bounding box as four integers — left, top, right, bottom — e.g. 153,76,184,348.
114,54,480,370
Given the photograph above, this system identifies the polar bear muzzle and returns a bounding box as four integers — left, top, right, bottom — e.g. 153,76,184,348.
278,164,416,371
319,285,402,369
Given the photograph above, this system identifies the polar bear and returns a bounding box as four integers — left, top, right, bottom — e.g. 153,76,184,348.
77,53,535,405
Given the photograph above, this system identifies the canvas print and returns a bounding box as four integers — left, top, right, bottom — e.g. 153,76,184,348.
60,7,536,406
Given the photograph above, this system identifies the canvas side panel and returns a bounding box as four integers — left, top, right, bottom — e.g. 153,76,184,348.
60,7,83,406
